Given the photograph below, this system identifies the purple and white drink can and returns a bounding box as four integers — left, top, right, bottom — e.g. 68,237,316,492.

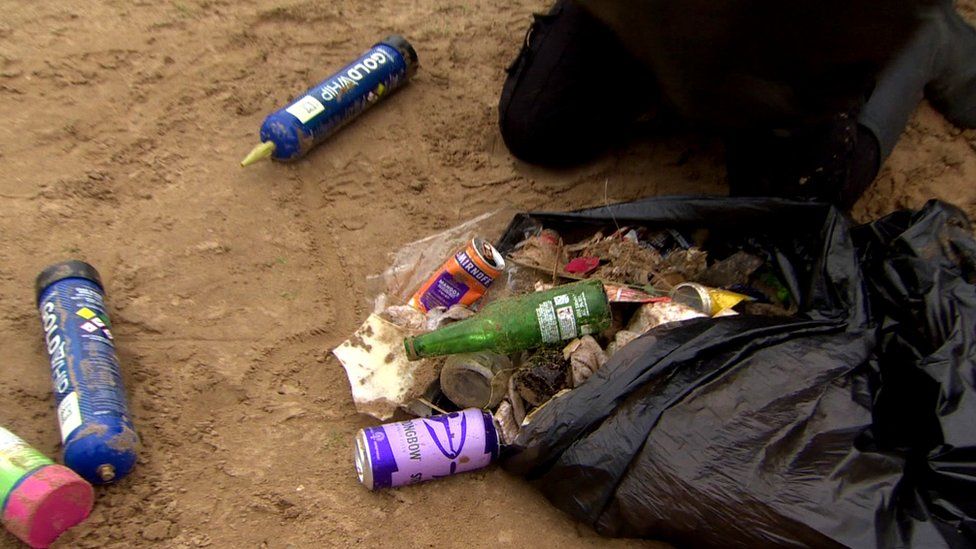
354,408,499,490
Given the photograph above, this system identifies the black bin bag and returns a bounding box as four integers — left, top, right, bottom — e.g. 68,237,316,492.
495,196,976,548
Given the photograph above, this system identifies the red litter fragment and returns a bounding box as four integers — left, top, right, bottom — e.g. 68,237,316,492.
565,256,601,275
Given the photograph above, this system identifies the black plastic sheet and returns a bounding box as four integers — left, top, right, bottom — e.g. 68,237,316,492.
498,197,975,548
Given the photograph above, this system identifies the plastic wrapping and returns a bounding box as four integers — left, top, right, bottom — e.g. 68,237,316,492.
365,209,514,309
498,196,975,548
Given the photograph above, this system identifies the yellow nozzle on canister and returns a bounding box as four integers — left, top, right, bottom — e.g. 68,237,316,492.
240,141,276,167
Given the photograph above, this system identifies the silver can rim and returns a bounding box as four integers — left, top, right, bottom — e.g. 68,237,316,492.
671,282,713,315
353,429,374,490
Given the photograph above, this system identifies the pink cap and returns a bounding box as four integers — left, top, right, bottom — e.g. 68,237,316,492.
2,465,94,548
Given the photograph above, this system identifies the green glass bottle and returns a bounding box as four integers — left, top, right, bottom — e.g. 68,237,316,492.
404,279,611,360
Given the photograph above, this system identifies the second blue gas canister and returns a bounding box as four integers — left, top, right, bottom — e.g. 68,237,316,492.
241,34,418,166
36,260,138,484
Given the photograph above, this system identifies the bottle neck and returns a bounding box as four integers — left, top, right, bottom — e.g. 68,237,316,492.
405,317,493,360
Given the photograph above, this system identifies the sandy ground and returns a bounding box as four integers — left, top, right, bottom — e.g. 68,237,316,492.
0,1,974,547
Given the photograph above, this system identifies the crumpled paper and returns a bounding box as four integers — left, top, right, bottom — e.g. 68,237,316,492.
627,300,707,333
563,335,608,387
332,314,439,420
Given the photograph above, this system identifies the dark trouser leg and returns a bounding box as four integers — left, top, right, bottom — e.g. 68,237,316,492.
724,2,976,210
842,127,881,210
859,0,976,162
498,0,658,166
926,0,976,129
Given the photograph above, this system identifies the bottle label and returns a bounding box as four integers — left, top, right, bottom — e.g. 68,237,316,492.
573,293,591,317
556,305,578,338
536,301,560,344
536,290,600,343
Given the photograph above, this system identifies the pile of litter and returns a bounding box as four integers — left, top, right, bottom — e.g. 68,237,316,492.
334,207,796,443
335,196,976,548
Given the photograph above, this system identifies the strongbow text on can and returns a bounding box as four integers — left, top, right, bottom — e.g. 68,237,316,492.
35,260,139,484
0,425,93,548
354,408,499,490
409,238,505,313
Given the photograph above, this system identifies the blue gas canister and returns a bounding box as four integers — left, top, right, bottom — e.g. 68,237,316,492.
241,34,418,166
35,261,138,485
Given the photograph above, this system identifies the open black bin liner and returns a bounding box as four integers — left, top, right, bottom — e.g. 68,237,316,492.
497,197,975,548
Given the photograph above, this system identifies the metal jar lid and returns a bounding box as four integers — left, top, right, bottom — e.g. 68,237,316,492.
440,352,512,409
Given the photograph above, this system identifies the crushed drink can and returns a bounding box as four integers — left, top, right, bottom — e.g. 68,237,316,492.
408,238,505,313
671,282,751,316
354,408,499,490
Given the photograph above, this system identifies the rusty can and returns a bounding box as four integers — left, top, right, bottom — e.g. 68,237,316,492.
408,238,505,312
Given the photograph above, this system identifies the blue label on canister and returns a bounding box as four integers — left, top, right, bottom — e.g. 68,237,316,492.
38,277,138,484
261,41,412,161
